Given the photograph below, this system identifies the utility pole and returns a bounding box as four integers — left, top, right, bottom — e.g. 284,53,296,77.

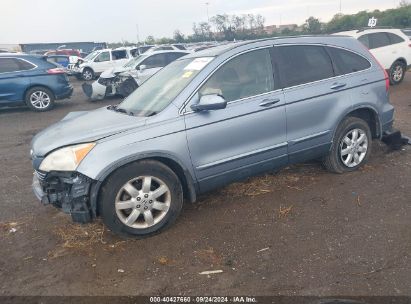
205,2,210,22
339,0,342,14
136,24,140,44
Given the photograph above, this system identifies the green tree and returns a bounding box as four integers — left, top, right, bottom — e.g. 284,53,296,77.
304,16,322,34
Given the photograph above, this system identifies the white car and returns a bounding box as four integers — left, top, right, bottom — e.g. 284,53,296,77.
68,47,139,81
82,50,190,100
335,28,411,84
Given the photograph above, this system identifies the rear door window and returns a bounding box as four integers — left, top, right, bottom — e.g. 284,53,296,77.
112,50,128,60
141,53,167,69
327,47,371,75
276,45,334,87
165,52,187,64
369,33,391,49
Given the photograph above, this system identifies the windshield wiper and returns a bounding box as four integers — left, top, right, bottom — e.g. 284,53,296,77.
107,105,134,116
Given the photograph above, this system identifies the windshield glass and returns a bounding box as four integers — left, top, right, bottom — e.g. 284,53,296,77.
123,54,146,68
84,51,99,61
118,57,214,116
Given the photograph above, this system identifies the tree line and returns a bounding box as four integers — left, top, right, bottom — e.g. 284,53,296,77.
109,2,411,47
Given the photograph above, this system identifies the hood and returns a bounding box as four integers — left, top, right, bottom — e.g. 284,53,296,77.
100,66,131,79
32,107,146,157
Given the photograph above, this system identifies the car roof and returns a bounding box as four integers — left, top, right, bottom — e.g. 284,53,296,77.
0,53,42,59
185,35,358,58
144,50,190,55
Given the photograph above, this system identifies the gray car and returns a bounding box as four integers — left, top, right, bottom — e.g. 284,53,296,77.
31,36,395,238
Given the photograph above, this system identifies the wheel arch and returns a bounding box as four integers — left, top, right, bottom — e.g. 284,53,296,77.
24,84,55,102
89,153,198,217
333,106,381,142
393,57,407,67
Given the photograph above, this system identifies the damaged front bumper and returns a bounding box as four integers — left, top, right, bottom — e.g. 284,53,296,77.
32,170,96,223
82,80,108,100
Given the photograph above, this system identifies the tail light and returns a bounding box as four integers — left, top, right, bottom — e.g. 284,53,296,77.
47,68,65,74
361,45,389,92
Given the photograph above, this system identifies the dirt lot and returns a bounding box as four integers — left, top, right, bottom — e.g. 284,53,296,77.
0,76,410,296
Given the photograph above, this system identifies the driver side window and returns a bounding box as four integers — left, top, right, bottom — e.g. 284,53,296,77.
199,48,274,102
95,52,110,62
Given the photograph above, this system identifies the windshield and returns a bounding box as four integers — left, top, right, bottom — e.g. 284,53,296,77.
84,51,99,61
118,57,214,116
123,54,146,68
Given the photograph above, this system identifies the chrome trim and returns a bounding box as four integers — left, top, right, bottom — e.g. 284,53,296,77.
179,45,274,115
0,57,38,74
196,142,288,171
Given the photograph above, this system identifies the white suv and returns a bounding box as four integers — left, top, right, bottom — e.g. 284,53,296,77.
69,47,139,80
335,28,411,84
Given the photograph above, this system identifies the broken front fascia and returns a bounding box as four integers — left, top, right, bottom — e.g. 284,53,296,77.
32,170,95,223
83,73,137,100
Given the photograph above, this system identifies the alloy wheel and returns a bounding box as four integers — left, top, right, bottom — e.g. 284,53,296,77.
339,128,368,168
392,65,403,83
115,176,171,229
30,91,51,109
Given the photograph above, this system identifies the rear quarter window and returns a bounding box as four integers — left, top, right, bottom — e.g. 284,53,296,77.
387,33,405,44
327,47,371,75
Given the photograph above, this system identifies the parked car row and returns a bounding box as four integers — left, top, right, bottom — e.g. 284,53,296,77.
31,35,397,237
83,50,190,100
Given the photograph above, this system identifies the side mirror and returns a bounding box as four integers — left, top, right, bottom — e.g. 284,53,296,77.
190,94,227,112
139,64,147,71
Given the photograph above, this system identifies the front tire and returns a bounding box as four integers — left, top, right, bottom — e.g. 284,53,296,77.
323,117,372,174
82,68,94,81
25,86,55,112
100,160,183,238
389,61,405,85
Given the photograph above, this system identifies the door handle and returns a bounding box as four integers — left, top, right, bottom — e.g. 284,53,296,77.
259,98,280,107
330,82,347,90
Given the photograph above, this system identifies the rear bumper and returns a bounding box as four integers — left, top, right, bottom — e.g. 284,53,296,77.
32,171,95,223
55,85,73,100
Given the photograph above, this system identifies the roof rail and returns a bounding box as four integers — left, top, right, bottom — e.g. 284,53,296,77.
356,26,393,33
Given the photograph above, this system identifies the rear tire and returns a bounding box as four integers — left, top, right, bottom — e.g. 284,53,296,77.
25,86,55,112
100,160,183,238
389,61,405,85
323,117,372,174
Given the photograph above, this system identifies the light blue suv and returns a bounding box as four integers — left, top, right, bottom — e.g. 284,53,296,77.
31,36,395,237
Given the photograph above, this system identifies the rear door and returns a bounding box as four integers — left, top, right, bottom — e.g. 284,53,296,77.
274,44,351,163
0,57,33,104
184,48,288,192
111,50,129,67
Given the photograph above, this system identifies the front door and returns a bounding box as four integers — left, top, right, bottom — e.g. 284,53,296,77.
184,48,288,193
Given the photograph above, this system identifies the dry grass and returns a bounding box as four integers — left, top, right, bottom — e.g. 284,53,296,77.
48,220,126,258
0,218,30,236
278,205,293,219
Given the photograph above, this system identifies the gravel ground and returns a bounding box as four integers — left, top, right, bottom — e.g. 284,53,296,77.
0,75,410,296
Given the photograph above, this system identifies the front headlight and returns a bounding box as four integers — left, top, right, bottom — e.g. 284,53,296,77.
39,143,96,172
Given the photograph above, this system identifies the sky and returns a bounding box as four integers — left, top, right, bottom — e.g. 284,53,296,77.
0,0,402,44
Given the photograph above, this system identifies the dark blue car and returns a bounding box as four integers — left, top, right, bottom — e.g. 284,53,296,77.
0,54,73,111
